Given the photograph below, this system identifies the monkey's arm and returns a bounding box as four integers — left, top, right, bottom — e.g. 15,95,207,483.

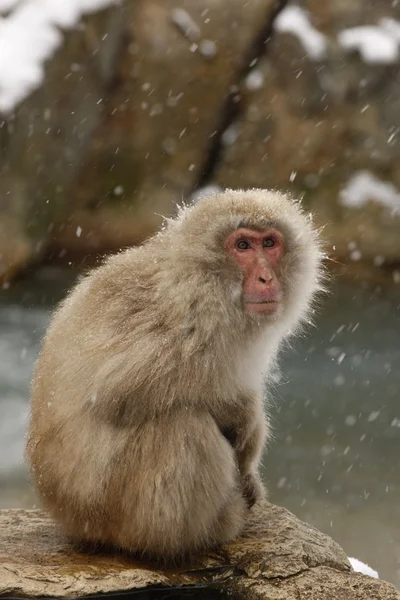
219,393,268,507
236,418,267,507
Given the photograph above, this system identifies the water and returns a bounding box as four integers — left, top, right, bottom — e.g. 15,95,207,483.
264,279,400,587
0,267,77,506
0,267,399,587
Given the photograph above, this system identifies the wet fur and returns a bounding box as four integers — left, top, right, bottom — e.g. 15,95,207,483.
27,189,323,562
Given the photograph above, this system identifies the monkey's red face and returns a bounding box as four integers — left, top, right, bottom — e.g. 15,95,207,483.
225,228,284,314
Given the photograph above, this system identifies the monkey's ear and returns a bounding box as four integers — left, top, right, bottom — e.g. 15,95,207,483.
188,184,222,205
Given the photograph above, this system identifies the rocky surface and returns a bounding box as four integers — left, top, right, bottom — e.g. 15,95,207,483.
0,4,128,281
1,502,399,599
1,1,400,282
50,0,280,258
214,0,400,270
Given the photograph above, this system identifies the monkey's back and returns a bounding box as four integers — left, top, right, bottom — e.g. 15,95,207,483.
27,247,248,559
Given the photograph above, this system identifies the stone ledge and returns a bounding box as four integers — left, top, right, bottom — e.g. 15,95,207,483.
1,502,399,599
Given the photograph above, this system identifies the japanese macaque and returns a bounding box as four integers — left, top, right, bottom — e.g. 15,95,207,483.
27,189,323,563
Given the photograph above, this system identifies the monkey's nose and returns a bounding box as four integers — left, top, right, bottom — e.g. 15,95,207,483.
258,275,273,284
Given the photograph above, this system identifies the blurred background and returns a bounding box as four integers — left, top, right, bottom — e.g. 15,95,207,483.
0,0,399,589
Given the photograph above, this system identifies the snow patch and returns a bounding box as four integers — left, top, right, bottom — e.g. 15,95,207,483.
349,557,379,579
380,17,400,43
274,5,327,60
275,6,400,65
340,171,400,214
0,0,20,11
338,26,399,63
0,0,120,113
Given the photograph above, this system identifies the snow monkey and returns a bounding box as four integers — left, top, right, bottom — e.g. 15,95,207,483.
27,189,323,562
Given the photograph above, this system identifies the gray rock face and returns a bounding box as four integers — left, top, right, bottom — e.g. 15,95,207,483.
1,502,399,599
0,5,127,280
214,1,400,270
1,1,400,282
51,0,279,258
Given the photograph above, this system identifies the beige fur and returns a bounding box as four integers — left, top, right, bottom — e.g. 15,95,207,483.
26,189,323,562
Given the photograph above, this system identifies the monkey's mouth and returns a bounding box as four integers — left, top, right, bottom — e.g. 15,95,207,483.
245,300,279,314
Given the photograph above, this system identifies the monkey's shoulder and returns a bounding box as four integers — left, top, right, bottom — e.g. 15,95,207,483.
60,247,160,311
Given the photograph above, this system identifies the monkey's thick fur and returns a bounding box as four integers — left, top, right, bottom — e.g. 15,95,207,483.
27,189,322,562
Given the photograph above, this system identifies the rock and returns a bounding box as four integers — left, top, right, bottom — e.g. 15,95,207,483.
3,0,400,280
50,0,280,258
214,1,400,270
1,502,399,599
0,5,127,282
0,191,34,282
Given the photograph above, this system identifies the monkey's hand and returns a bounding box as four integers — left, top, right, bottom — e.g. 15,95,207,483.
241,472,265,509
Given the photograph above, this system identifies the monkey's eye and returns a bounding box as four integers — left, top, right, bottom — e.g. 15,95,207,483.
263,238,275,248
236,240,251,250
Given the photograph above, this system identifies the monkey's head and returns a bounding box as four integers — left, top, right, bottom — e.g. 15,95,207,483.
167,188,323,332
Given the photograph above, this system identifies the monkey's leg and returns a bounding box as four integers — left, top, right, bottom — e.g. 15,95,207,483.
103,411,247,561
